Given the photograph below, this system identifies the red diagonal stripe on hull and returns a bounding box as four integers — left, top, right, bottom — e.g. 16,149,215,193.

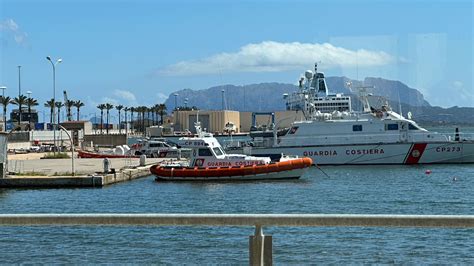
405,143,428,164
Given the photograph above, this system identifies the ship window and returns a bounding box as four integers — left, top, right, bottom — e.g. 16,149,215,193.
353,125,363,131
289,126,299,134
149,143,163,147
213,147,224,156
198,148,213,156
408,123,419,130
386,124,399,130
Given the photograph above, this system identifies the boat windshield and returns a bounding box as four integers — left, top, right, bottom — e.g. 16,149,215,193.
213,147,225,156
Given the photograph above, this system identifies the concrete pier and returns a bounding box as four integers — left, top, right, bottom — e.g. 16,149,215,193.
0,156,168,188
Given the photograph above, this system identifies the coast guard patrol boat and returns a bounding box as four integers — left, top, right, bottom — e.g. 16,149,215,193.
229,64,474,165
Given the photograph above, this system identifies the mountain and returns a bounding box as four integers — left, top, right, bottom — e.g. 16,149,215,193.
163,77,473,125
164,76,430,112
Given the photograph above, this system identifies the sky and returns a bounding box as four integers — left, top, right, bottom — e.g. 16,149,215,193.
0,0,473,122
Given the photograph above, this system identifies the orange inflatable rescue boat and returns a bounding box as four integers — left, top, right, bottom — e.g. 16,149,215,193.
150,120,313,181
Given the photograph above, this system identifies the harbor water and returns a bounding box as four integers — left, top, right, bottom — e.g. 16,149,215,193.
1,164,473,263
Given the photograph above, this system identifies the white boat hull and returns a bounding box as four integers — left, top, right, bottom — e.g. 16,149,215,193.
155,168,307,181
234,142,474,165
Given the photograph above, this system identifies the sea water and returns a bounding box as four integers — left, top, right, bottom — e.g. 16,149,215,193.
0,164,473,264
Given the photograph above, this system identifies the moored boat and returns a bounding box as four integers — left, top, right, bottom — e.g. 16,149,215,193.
150,120,312,181
78,138,180,159
77,149,139,159
225,63,474,165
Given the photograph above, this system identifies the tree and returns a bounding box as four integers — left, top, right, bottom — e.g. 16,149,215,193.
65,99,75,121
157,103,167,125
105,103,114,134
136,106,147,133
130,107,135,133
55,101,64,124
124,107,130,135
26,97,38,127
0,96,13,131
73,100,85,121
12,95,28,126
115,104,124,134
97,104,106,134
44,99,56,124
150,105,156,126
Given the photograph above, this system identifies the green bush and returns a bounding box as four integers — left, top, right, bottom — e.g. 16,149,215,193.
42,152,71,159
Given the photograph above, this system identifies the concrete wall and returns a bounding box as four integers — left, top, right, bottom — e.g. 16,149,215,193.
7,130,76,143
174,110,241,133
0,133,7,178
84,134,127,147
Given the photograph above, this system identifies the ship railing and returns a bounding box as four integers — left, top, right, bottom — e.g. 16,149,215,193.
223,131,474,149
0,213,472,265
276,133,403,146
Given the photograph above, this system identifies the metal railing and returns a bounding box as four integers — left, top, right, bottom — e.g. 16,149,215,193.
1,213,473,265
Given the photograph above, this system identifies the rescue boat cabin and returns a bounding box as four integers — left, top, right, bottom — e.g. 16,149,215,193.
177,133,270,168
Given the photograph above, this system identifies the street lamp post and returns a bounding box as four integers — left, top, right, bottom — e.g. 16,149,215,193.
18,66,21,98
0,86,6,130
221,89,225,110
46,56,62,154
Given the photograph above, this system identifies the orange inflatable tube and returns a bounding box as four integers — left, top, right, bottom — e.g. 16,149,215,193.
150,158,313,178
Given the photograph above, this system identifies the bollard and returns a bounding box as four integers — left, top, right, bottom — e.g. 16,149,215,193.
139,154,146,166
249,225,272,266
103,158,110,174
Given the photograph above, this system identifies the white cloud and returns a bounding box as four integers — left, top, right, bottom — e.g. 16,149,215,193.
156,92,168,103
452,81,473,106
114,89,136,102
102,97,119,106
157,41,394,76
453,81,463,88
0,18,28,45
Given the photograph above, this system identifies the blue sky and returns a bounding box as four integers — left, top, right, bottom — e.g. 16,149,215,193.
0,0,473,121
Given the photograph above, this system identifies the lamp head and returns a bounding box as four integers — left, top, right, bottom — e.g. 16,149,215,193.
57,58,63,63
46,56,52,61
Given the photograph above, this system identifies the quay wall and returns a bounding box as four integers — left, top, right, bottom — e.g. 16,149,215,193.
0,165,154,188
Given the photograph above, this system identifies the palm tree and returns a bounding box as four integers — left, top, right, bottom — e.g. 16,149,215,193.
73,100,85,121
151,105,157,126
25,97,38,128
141,106,148,133
44,99,56,124
115,104,124,134
157,103,167,125
136,106,146,133
104,103,114,134
12,95,28,126
130,107,135,133
55,101,64,124
97,104,106,134
124,107,130,135
0,96,13,131
65,99,75,121
147,106,152,127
